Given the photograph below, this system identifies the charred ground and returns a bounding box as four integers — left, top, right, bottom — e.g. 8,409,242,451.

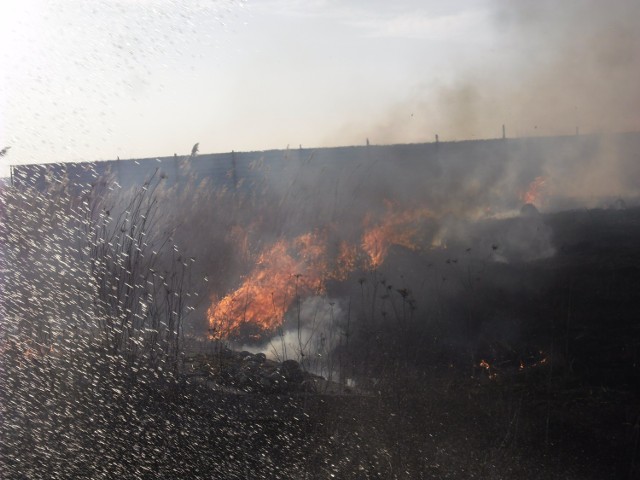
3,136,640,478
323,206,640,478
185,206,640,478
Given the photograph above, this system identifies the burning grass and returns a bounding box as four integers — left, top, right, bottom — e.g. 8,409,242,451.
4,138,640,477
208,202,436,339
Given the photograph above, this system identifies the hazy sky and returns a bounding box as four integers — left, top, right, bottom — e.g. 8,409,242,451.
1,0,638,176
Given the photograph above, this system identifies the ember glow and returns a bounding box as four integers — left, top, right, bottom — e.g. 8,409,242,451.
479,359,497,380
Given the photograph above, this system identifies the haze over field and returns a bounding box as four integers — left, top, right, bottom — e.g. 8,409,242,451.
1,0,639,177
3,3,640,477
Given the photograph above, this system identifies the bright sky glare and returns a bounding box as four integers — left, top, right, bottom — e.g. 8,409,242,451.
1,0,638,176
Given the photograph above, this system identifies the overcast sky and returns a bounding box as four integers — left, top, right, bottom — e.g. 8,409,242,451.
1,0,638,175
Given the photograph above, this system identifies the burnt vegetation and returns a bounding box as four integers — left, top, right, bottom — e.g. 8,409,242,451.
1,137,640,478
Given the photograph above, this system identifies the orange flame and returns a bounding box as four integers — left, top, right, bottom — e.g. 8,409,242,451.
334,241,359,281
208,233,328,338
361,204,431,268
521,176,547,206
208,204,434,338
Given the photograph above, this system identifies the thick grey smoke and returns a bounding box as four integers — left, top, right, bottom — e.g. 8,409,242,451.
491,0,640,136
365,0,639,142
236,295,347,377
321,0,640,219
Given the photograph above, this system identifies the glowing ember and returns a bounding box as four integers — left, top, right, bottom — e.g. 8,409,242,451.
531,350,549,367
479,359,497,379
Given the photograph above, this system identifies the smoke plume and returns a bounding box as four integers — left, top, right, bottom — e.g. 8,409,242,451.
365,0,640,143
